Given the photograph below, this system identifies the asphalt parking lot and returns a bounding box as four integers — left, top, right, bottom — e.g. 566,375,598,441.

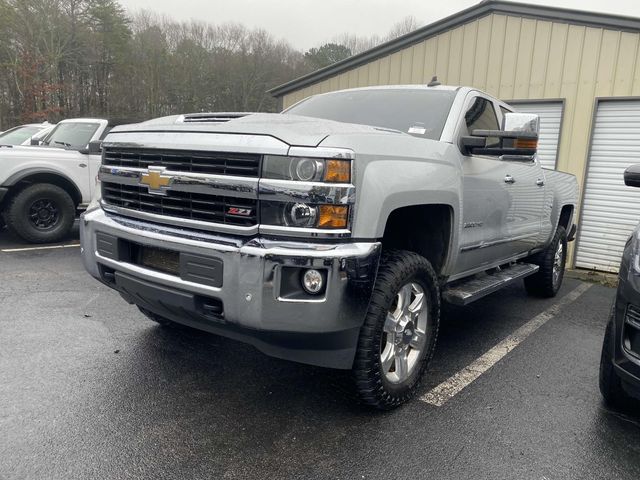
1,228,639,480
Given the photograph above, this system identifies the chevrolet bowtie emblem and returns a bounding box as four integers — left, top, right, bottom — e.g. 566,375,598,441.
140,167,172,195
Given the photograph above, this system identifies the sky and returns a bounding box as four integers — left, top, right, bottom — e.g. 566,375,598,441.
117,0,640,51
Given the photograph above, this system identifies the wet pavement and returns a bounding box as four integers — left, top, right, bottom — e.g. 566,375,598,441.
0,230,638,479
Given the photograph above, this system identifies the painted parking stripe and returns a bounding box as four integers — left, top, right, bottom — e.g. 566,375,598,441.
0,243,81,253
421,282,593,407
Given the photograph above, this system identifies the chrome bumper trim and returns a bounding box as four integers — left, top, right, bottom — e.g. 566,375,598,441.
81,208,380,335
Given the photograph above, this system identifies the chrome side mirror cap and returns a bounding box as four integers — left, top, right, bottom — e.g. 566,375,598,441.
503,112,540,135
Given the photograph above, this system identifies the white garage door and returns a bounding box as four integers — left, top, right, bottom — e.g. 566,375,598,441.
575,100,640,272
512,101,563,170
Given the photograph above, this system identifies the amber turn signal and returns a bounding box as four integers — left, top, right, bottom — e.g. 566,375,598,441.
323,160,351,183
318,205,349,229
514,138,538,150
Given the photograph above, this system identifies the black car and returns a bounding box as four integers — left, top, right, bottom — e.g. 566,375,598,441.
599,165,640,410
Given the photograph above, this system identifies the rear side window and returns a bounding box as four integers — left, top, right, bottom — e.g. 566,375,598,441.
500,106,512,118
462,97,500,149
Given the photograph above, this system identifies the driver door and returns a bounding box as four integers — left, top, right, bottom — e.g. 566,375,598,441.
454,95,515,276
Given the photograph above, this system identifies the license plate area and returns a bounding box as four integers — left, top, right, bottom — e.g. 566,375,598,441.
95,233,223,288
140,246,180,275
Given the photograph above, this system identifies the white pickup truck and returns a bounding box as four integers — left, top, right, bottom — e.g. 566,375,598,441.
0,118,109,243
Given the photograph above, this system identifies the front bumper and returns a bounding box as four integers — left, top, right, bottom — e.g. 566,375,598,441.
81,208,381,369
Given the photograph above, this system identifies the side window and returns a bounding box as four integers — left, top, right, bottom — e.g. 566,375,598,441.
462,97,501,149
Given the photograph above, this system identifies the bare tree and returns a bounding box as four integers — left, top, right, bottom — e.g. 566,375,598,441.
328,15,422,57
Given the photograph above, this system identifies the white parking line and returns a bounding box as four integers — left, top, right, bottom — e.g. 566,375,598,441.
421,282,593,407
0,243,81,253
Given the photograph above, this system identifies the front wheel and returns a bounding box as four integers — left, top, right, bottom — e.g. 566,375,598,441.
352,250,440,410
5,183,76,244
525,226,567,297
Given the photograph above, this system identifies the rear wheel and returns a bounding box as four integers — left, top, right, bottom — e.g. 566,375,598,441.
352,250,440,410
525,226,567,297
5,183,76,244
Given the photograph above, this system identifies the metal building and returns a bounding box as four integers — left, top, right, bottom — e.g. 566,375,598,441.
270,0,640,272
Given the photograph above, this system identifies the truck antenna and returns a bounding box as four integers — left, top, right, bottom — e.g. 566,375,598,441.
427,76,441,87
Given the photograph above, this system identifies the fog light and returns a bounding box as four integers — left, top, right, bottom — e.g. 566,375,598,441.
302,269,323,294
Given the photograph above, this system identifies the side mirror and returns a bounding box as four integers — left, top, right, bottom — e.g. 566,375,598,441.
465,112,540,158
461,135,486,154
624,164,640,187
80,140,102,155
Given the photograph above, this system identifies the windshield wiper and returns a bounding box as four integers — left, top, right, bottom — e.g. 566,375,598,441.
53,140,72,148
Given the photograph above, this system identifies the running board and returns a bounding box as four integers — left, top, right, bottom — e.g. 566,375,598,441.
442,263,539,306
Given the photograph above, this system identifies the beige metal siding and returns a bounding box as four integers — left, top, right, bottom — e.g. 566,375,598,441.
280,13,640,268
576,100,640,272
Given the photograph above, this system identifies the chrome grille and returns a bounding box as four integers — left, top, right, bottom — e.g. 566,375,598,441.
102,148,261,177
101,182,257,227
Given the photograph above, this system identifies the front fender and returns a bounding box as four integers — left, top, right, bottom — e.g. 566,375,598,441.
319,134,462,240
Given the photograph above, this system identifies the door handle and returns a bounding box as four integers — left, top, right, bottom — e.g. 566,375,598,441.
536,178,545,187
504,175,515,184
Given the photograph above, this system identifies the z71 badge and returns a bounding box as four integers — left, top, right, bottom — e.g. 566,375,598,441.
227,207,253,216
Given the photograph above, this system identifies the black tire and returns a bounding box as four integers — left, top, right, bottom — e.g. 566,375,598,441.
525,226,567,297
352,250,440,410
137,306,175,327
599,314,638,410
5,183,76,244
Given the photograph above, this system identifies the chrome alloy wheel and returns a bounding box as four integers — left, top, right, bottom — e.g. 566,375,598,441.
552,241,564,288
380,282,429,384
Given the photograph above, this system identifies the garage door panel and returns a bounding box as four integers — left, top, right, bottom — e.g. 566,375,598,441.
575,100,640,272
512,102,562,170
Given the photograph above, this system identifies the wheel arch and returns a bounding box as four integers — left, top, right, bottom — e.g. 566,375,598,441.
557,204,574,231
2,169,82,207
381,203,455,278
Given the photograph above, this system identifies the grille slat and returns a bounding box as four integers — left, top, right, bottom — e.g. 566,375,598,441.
103,148,261,178
102,182,257,227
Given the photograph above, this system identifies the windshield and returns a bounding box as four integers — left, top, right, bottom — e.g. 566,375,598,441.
284,88,456,140
44,122,100,149
0,126,43,145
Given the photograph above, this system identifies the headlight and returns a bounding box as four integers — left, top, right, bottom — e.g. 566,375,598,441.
261,202,349,230
263,155,350,183
285,203,317,228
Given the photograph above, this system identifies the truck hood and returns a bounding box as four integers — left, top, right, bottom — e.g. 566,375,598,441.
111,113,404,147
0,145,83,161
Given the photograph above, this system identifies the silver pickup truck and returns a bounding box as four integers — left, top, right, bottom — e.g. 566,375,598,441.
81,85,578,409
